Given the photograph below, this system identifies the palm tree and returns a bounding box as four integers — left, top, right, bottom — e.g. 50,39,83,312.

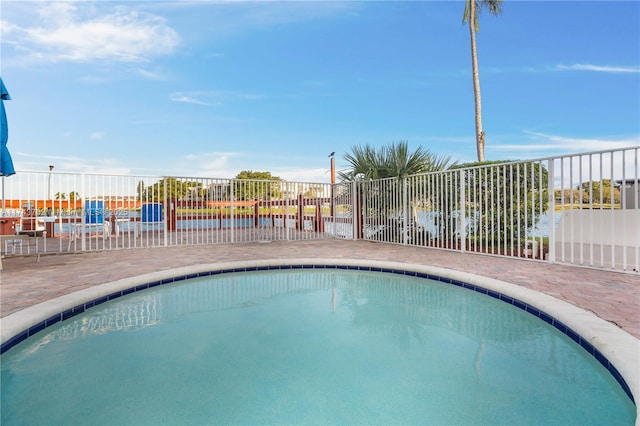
463,0,503,162
339,141,455,243
338,141,454,181
386,141,455,178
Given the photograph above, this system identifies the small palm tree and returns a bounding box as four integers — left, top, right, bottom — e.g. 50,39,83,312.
338,145,387,181
463,0,503,162
339,141,453,181
386,141,454,178
339,141,455,243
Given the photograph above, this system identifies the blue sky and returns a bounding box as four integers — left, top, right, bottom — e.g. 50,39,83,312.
1,0,639,182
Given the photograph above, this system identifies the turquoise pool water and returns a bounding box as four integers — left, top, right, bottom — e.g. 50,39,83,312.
1,269,635,425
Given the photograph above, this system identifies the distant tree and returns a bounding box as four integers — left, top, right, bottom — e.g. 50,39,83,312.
203,182,231,201
578,179,621,205
185,184,210,201
136,181,146,199
234,171,283,200
235,171,281,181
54,192,66,200
463,0,503,162
555,189,587,204
68,192,79,201
451,160,548,244
143,178,201,201
303,184,325,198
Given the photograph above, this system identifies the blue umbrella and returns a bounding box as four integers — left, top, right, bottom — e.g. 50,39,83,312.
1,77,16,177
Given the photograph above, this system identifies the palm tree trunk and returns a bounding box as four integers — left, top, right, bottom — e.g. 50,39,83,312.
469,0,485,162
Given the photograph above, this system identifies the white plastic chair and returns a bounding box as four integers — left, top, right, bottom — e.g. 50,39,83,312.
67,221,111,250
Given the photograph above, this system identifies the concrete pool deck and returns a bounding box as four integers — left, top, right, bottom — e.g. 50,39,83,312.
1,239,639,415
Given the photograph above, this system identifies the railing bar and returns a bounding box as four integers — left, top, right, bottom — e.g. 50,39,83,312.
507,164,512,256
621,150,627,271
547,159,555,263
559,158,565,262
633,150,640,273
496,166,507,254
598,154,604,268
459,169,466,253
577,155,583,265
587,154,594,267
609,154,615,269
570,157,575,264
517,163,522,257
488,166,493,254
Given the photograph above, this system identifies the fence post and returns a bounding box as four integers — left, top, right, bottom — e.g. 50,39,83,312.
254,200,259,229
352,181,359,240
315,198,323,233
297,194,304,231
80,173,86,252
284,182,290,241
165,199,177,232
230,180,235,243
459,169,466,253
547,159,555,264
163,177,168,247
402,178,408,245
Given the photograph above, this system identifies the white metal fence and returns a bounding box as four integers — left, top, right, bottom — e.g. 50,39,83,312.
1,147,638,274
356,147,639,273
0,174,336,253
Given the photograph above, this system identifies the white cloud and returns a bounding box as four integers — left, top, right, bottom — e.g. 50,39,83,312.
194,152,235,170
90,132,105,140
274,167,331,183
2,1,357,67
170,94,212,106
11,152,133,175
13,146,329,182
172,1,359,29
134,68,168,81
175,152,238,178
493,131,640,155
485,64,640,74
554,64,640,74
134,0,360,52
159,151,331,182
170,90,264,106
4,2,180,64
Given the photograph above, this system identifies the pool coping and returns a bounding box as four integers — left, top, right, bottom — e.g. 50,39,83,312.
1,258,638,420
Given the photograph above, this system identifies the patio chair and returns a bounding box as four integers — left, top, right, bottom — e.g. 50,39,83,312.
67,201,111,250
135,203,164,237
1,228,35,257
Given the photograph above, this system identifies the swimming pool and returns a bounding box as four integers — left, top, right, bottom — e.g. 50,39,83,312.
1,261,637,424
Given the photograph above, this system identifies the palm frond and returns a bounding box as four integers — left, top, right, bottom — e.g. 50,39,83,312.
339,141,455,182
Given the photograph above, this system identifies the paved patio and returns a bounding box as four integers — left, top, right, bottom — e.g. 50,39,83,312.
1,239,638,339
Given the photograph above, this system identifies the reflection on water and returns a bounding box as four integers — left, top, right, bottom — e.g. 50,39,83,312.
20,270,608,382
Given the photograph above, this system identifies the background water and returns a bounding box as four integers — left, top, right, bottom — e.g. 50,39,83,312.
1,270,634,425
53,211,561,238
413,211,561,238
